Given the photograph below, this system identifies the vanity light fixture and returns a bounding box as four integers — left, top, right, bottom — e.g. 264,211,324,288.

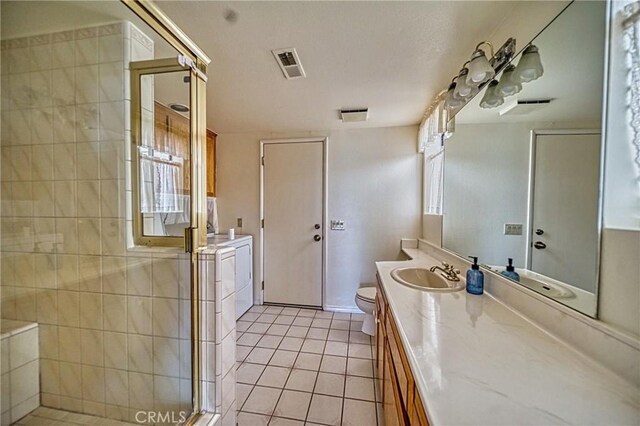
479,80,504,109
466,41,496,85
514,45,544,83
496,64,522,97
453,64,479,99
444,80,465,109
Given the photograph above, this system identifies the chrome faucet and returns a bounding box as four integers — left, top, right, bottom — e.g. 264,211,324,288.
430,261,461,282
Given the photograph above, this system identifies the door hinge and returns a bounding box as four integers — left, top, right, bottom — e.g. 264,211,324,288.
184,227,197,253
261,219,264,228
261,156,264,166
261,281,264,290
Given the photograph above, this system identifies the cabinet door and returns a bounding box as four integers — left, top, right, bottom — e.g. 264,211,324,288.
383,342,406,426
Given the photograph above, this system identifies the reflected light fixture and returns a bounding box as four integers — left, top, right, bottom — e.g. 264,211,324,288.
453,65,479,99
444,80,465,109
514,45,544,83
466,41,496,85
479,80,504,109
496,64,522,97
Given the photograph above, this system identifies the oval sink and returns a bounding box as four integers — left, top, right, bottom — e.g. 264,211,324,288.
391,267,465,292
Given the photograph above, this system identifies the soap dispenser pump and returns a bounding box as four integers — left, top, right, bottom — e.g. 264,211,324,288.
500,258,520,282
466,256,484,295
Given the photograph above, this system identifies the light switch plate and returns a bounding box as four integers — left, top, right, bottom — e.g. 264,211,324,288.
504,223,523,235
331,220,345,231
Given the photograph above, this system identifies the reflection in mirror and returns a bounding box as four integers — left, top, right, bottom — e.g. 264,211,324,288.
442,1,606,317
139,71,192,237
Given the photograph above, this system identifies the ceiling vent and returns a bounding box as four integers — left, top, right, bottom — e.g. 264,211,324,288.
272,48,306,80
499,99,552,116
340,108,369,123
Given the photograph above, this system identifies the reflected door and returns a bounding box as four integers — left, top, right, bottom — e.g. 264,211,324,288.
263,141,324,307
530,132,601,292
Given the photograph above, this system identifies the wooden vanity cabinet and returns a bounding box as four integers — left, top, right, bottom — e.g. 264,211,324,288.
376,273,430,426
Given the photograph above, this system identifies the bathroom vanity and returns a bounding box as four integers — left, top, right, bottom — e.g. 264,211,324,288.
374,247,639,425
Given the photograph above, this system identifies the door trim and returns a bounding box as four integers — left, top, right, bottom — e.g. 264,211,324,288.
259,137,329,309
526,129,603,317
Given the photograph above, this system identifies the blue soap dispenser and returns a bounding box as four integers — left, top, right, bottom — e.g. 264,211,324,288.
500,258,520,282
466,256,484,295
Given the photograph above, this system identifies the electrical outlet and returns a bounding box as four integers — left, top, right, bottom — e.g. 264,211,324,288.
330,220,346,231
504,223,523,235
237,217,243,228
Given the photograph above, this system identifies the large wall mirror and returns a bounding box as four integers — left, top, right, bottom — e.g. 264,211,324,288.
442,0,606,317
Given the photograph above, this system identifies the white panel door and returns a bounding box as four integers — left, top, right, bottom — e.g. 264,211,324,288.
531,133,601,292
263,142,324,306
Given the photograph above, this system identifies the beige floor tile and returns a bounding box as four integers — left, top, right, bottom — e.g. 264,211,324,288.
327,330,349,342
241,312,261,322
332,313,351,321
314,372,345,397
237,383,253,409
301,339,325,354
306,328,328,340
279,337,304,352
324,341,348,357
329,320,350,331
248,305,268,314
319,355,346,374
274,315,295,325
246,347,276,365
315,311,333,320
264,306,284,315
310,318,331,329
346,357,374,378
344,376,375,401
349,331,372,345
267,324,290,336
273,389,312,421
286,326,309,338
243,385,282,415
293,317,313,327
237,411,270,426
257,335,284,349
237,363,266,385
349,321,364,331
257,365,292,389
237,333,262,347
342,398,377,426
296,310,316,318
269,417,304,426
351,313,366,321
281,307,300,316
248,322,271,334
237,321,253,332
307,394,342,425
285,369,318,392
293,353,322,371
257,313,279,324
269,349,298,368
348,343,372,359
237,345,252,362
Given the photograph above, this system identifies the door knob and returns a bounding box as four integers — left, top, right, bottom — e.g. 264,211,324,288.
314,235,321,242
534,241,546,249
535,229,544,235
314,224,321,229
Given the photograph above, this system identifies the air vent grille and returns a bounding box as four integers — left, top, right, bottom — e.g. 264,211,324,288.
272,48,306,80
340,108,369,122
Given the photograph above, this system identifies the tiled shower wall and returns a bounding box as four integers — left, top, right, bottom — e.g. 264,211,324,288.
0,22,193,422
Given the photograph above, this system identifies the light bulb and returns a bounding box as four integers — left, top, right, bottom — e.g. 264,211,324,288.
514,45,543,83
466,49,495,85
479,80,504,109
453,68,479,99
496,65,522,97
445,82,464,109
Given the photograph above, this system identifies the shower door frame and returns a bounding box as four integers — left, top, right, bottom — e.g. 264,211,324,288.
122,0,211,424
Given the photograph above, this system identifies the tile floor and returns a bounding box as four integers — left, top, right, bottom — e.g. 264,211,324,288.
13,407,137,425
236,305,382,426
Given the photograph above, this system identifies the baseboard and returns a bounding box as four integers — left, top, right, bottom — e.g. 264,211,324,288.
323,305,363,314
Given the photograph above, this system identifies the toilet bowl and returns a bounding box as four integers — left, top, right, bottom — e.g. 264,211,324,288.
354,287,377,336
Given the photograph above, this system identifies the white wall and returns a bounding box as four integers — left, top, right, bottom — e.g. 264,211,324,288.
216,126,421,311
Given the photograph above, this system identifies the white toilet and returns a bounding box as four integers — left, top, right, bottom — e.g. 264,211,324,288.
354,286,377,336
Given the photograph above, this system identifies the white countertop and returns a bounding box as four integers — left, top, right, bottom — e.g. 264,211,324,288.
206,234,252,246
376,248,640,425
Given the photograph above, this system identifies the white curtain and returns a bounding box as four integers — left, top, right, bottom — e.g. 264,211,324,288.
424,145,445,215
624,2,640,171
419,97,448,215
140,157,183,213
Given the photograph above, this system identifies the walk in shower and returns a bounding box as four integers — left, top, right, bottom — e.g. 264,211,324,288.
0,1,212,424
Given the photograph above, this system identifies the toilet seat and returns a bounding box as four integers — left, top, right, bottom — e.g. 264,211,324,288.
355,287,377,303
